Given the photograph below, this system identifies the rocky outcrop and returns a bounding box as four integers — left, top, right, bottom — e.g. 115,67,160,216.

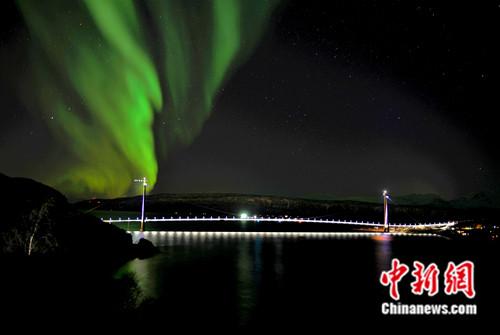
0,173,155,266
135,238,158,259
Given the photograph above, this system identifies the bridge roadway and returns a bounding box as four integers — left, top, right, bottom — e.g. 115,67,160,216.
102,216,457,229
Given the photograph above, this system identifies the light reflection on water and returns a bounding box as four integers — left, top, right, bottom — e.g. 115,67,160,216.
120,231,447,327
237,238,259,326
128,230,439,246
124,233,437,297
373,234,393,273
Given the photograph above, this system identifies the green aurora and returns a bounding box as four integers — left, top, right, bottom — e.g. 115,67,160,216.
17,0,278,198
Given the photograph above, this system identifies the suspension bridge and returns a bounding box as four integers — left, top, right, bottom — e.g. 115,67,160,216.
102,180,457,232
102,215,457,230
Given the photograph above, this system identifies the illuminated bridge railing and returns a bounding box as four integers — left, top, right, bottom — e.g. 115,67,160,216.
101,216,457,229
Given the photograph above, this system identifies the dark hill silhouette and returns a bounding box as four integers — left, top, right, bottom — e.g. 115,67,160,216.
0,173,161,326
0,173,156,264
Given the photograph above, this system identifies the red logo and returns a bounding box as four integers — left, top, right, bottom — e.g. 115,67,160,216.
380,258,409,301
380,259,475,300
444,261,475,299
411,261,440,297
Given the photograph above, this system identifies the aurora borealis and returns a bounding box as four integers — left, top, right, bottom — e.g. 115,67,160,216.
14,0,277,198
2,1,500,200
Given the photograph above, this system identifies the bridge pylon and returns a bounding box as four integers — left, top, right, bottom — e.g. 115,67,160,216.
134,177,148,232
383,190,389,233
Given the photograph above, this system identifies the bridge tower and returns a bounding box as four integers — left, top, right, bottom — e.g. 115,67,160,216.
383,190,389,232
134,177,148,232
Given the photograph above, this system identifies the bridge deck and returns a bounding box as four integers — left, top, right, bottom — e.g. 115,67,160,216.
102,216,457,229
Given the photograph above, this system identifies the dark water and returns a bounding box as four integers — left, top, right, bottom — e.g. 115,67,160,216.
118,232,499,330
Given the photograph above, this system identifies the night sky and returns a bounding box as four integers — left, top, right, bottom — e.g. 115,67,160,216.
1,1,499,200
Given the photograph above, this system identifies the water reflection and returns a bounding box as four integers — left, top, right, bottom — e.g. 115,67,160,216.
274,239,284,278
128,231,440,246
237,239,260,326
124,231,440,301
118,231,460,328
373,234,393,273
